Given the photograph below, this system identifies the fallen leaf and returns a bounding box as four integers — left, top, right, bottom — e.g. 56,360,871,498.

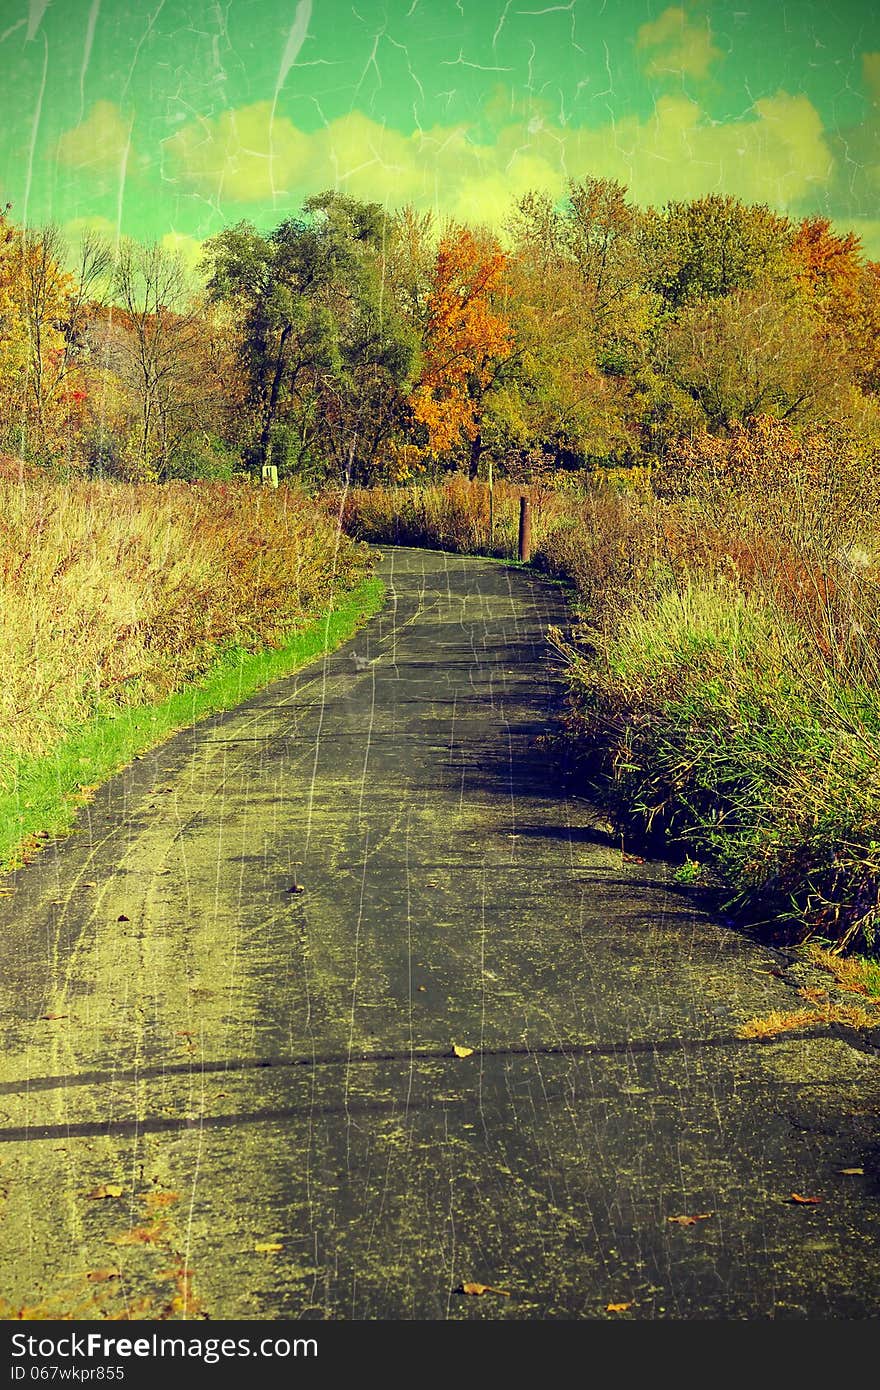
111,1221,168,1246
667,1212,714,1226
142,1191,179,1211
85,1269,121,1283
255,1242,283,1254
40,1013,69,1021
452,1044,474,1059
606,1302,632,1313
839,1167,864,1176
622,853,646,864
458,1282,510,1297
86,1184,124,1200
787,1193,822,1205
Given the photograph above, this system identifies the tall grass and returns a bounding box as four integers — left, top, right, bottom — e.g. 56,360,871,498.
337,475,570,556
0,475,372,770
340,429,880,952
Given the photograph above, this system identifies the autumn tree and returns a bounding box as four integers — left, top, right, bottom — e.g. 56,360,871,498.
411,225,513,477
14,224,112,458
0,208,29,447
500,178,653,468
383,205,436,334
658,284,843,432
848,260,880,397
789,217,862,304
111,239,212,479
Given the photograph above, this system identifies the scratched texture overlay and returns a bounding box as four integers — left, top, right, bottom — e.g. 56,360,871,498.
0,0,879,1325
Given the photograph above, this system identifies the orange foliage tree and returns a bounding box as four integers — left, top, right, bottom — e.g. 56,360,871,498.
411,227,513,477
789,217,862,304
849,260,880,396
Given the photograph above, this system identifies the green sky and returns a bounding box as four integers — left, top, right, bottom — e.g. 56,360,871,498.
1,0,878,259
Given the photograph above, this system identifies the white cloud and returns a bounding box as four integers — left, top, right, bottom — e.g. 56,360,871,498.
163,90,834,224
636,6,722,81
56,101,135,174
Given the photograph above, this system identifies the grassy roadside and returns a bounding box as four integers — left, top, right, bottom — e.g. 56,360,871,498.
0,575,384,874
340,459,880,961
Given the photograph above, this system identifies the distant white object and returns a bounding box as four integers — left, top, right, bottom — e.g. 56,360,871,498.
351,652,371,672
835,542,873,572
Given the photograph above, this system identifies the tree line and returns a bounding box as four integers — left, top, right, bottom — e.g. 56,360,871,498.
1,180,879,485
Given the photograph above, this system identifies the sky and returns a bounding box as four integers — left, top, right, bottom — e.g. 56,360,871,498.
0,0,878,263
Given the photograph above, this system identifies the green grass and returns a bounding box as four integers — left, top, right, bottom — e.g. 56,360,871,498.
0,575,385,874
563,577,880,951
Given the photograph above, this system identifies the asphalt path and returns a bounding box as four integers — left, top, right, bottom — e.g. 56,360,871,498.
0,546,879,1320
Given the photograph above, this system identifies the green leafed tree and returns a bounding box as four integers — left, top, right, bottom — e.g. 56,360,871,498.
202,191,416,483
645,193,796,309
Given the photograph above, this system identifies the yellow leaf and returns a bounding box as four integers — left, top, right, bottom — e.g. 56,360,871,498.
839,1167,864,1176
452,1044,474,1058
606,1302,632,1313
255,1242,283,1253
667,1212,714,1226
459,1282,510,1297
86,1184,124,1200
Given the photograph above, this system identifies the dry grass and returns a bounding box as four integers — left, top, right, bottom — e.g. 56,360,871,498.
802,944,880,996
737,1009,820,1039
0,476,369,769
738,999,880,1038
337,475,578,558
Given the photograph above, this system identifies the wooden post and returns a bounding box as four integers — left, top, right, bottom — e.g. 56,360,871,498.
488,456,495,550
518,494,532,563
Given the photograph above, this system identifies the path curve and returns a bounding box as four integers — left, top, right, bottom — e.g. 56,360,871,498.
0,547,879,1319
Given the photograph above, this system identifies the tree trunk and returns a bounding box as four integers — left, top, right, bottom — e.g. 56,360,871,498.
257,327,291,471
468,430,482,480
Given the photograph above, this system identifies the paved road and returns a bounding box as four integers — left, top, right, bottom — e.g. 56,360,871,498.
0,547,879,1320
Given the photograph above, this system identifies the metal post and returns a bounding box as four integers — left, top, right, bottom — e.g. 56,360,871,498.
518,494,532,563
